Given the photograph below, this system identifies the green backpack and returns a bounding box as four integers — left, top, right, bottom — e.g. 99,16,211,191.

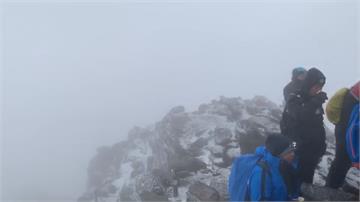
326,88,349,124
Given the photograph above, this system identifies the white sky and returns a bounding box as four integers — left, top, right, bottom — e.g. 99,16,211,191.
1,0,359,200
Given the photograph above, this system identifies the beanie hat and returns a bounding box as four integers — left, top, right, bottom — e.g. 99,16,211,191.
265,135,294,156
350,81,360,101
292,67,307,80
303,67,326,91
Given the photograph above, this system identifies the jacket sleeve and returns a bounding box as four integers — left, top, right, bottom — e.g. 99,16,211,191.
249,167,271,201
283,86,289,102
286,94,322,124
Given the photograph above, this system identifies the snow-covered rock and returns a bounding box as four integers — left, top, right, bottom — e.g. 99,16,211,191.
79,96,359,202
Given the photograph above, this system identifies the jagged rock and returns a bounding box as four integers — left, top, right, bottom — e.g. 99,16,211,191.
236,129,266,154
245,96,278,116
301,183,357,201
128,126,151,141
198,104,210,114
169,156,207,172
81,96,359,202
168,106,186,114
225,147,241,159
210,176,228,201
131,161,146,177
214,127,233,146
139,191,169,201
151,168,173,187
119,184,138,201
209,145,224,157
187,182,220,201
135,174,165,196
188,137,208,156
221,147,240,168
78,192,94,202
86,146,120,190
161,106,189,134
176,170,193,178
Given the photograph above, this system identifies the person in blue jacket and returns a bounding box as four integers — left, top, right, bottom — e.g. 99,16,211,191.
248,135,299,201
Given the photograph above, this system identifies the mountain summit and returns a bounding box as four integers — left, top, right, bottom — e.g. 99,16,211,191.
79,96,359,202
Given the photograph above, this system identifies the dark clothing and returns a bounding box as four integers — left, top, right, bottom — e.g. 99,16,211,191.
283,80,303,102
279,160,300,199
326,92,358,188
280,90,327,184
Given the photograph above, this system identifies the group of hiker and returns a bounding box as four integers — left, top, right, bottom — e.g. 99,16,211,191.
229,67,359,201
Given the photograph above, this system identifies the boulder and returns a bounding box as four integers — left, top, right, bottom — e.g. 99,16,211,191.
139,191,169,201
187,182,220,201
301,183,357,201
214,128,232,146
169,156,207,172
188,137,208,157
210,176,228,201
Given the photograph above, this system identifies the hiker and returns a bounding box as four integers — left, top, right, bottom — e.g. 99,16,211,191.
326,81,360,188
283,67,307,102
280,67,327,184
229,134,299,201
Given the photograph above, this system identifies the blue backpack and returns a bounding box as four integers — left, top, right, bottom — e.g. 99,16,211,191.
228,154,269,201
346,103,359,168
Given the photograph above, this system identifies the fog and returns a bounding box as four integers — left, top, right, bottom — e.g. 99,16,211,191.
1,0,359,201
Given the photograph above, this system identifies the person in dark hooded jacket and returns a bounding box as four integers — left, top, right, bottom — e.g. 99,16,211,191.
283,67,307,102
280,67,327,184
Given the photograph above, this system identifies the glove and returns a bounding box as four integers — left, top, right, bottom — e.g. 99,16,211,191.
312,92,328,105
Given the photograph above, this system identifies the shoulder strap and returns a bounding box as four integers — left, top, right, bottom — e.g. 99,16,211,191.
244,157,271,201
257,160,270,201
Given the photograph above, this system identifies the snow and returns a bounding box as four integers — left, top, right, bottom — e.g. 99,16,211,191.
113,162,133,194
82,96,359,201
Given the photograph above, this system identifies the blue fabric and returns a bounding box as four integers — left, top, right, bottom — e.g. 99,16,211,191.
346,104,359,165
248,146,288,201
228,154,263,201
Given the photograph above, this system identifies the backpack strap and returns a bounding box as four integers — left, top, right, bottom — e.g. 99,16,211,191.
244,158,270,201
257,160,271,201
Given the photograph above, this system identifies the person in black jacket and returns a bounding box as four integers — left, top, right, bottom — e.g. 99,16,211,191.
280,67,327,184
283,67,307,102
326,81,360,189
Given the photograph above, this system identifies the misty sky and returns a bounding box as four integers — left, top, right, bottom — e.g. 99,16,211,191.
1,0,359,200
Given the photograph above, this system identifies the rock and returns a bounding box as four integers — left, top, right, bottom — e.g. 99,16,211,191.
344,167,360,195
198,104,210,114
226,147,241,159
119,184,138,201
139,191,169,201
152,168,173,187
236,129,266,154
214,127,232,146
128,126,150,141
210,176,229,201
187,182,220,201
209,145,224,157
168,106,185,114
301,183,357,201
189,137,208,156
81,96,359,202
176,170,193,178
221,147,240,168
169,156,207,172
78,192,94,202
135,174,165,196
131,161,146,177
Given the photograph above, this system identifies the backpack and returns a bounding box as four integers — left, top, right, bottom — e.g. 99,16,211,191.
346,103,359,169
228,154,269,201
326,88,349,124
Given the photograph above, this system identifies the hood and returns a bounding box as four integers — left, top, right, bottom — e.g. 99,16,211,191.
255,146,281,169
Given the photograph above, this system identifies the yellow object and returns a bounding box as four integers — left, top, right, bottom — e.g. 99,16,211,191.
326,88,349,124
